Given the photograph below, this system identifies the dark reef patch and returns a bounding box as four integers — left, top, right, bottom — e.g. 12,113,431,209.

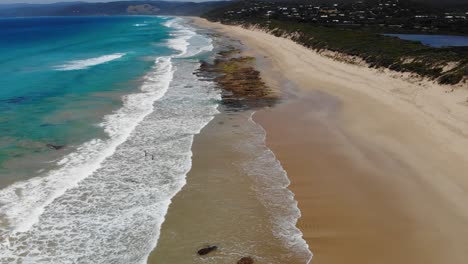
196,46,279,112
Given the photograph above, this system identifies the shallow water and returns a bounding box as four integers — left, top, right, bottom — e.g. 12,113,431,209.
385,34,468,48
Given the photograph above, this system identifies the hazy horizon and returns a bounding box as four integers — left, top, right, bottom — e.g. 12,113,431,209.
1,0,466,6
0,0,221,4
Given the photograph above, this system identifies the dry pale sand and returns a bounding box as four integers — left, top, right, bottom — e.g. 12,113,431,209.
192,17,468,264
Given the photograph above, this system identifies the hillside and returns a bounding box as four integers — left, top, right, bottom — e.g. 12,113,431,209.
0,1,229,17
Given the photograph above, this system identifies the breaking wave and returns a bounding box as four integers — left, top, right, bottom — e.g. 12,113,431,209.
54,53,126,71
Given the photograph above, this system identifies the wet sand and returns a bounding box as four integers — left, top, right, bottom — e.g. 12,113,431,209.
148,25,312,264
192,18,468,264
148,109,311,264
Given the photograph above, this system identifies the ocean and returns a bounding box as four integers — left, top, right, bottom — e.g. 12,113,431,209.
0,16,175,179
0,16,311,263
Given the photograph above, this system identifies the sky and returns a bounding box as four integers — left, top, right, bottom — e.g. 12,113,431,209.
0,0,216,3
0,0,465,6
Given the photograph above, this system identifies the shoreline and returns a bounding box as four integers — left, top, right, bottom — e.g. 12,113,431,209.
148,23,312,263
191,17,468,264
148,108,312,264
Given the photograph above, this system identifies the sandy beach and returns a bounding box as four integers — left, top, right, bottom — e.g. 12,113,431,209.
147,29,311,263
191,17,468,264
148,108,311,264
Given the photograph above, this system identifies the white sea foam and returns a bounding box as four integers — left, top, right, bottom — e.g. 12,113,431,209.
54,53,126,71
238,112,314,264
0,17,219,263
184,35,214,58
134,23,148,27
0,56,173,234
163,17,213,58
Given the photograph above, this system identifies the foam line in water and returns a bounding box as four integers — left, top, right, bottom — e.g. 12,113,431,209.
0,60,219,264
0,56,173,234
184,35,214,58
164,17,197,57
54,53,126,71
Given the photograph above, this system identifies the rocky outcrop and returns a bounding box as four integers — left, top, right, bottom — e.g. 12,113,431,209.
197,47,279,111
46,144,64,150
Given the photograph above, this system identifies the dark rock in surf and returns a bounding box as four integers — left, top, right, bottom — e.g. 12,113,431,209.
237,256,254,264
46,144,64,150
197,245,217,256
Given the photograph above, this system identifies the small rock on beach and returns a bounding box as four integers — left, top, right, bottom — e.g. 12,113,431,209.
197,245,217,256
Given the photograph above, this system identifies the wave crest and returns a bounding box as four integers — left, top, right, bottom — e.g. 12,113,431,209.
54,53,126,71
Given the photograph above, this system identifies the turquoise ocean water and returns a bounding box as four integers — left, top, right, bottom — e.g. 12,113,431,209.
0,16,173,178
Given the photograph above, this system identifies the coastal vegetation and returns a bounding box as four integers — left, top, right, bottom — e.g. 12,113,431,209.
267,20,467,84
203,0,468,85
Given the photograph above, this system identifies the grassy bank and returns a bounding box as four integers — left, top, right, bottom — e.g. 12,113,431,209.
202,16,467,85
